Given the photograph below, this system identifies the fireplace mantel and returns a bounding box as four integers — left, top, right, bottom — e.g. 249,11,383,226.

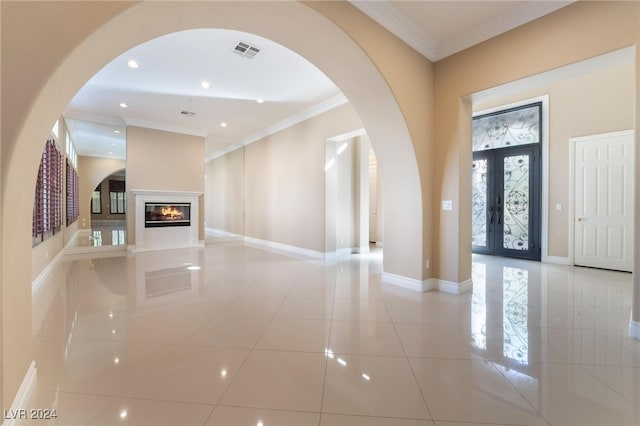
129,190,203,252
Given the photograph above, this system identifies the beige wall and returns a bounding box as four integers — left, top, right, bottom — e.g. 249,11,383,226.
78,156,126,230
126,126,204,245
433,1,640,283
474,61,635,258
1,0,638,413
245,103,363,252
204,148,244,235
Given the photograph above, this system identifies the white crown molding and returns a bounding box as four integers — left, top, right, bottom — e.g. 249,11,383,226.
439,1,575,61
125,117,207,138
64,111,126,127
350,1,438,60
351,1,574,62
241,93,348,147
204,144,243,163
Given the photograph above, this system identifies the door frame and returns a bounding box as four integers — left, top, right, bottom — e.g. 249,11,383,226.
473,95,550,261
568,129,635,268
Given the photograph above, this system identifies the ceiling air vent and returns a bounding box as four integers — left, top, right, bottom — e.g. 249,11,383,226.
233,41,260,59
181,111,196,117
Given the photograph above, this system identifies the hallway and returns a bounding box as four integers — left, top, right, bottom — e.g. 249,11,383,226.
27,244,640,425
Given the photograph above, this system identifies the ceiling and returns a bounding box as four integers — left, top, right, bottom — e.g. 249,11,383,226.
65,1,575,161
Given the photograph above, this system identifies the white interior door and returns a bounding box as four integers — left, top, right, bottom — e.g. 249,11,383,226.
573,131,634,272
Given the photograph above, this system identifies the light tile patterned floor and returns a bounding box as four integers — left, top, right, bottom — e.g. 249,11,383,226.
28,242,640,425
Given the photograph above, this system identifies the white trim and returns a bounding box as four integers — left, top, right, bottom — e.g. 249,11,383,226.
127,242,204,253
242,94,348,146
542,255,570,265
3,361,37,426
382,272,433,292
205,227,243,239
130,189,203,197
432,278,473,295
204,144,243,163
351,1,573,61
439,1,574,61
353,246,370,254
326,128,366,143
244,236,325,259
349,1,438,60
335,248,352,257
630,319,640,341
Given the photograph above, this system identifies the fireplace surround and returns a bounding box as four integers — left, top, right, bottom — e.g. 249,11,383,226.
131,189,203,252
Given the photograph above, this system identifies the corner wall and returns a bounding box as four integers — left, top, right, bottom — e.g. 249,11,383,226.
244,103,362,252
204,148,244,236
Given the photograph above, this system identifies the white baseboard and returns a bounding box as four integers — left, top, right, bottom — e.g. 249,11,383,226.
353,246,370,254
64,244,126,255
336,248,352,257
244,236,325,259
205,227,243,238
382,272,433,292
543,255,570,265
32,249,65,295
383,273,472,294
3,361,37,426
127,242,204,253
433,278,473,295
630,319,640,341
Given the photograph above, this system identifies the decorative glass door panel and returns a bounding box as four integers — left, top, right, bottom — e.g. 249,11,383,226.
472,146,540,260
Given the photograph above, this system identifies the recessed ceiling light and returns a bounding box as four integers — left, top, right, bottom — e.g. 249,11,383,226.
114,130,121,134
119,102,128,108
127,60,139,69
109,151,114,155
220,122,227,127
201,81,210,89
256,98,264,104
111,143,116,146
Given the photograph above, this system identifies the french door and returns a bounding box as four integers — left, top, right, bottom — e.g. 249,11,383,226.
472,144,541,260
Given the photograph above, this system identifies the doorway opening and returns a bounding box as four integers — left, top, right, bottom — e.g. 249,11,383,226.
472,102,542,261
325,129,383,257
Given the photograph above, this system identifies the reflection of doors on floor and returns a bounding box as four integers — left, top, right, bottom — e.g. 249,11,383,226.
472,145,541,260
572,130,634,272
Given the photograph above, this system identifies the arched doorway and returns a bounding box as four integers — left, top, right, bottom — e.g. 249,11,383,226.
1,1,425,407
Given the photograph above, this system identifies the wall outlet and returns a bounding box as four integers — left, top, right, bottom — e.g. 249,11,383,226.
425,259,430,269
442,200,453,211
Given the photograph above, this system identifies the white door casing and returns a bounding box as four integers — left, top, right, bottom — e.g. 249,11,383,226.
572,130,634,272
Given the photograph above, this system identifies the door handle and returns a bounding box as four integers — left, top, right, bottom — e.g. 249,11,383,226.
577,217,585,222
489,206,494,224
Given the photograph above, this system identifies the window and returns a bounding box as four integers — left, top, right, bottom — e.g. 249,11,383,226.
32,138,63,245
65,131,77,168
66,159,79,226
91,185,102,214
109,180,126,214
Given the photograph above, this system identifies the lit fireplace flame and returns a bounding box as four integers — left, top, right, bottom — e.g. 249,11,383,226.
160,206,184,220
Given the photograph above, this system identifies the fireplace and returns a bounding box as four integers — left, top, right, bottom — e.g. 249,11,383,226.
145,202,191,228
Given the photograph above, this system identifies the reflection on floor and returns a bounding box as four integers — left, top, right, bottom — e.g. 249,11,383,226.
71,224,126,248
29,245,640,425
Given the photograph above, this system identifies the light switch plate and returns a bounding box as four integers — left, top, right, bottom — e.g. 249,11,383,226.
442,200,453,211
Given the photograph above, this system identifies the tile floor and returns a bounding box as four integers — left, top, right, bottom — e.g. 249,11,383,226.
28,242,640,425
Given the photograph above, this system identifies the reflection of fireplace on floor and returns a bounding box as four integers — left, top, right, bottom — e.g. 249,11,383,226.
145,267,192,297
145,202,191,228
